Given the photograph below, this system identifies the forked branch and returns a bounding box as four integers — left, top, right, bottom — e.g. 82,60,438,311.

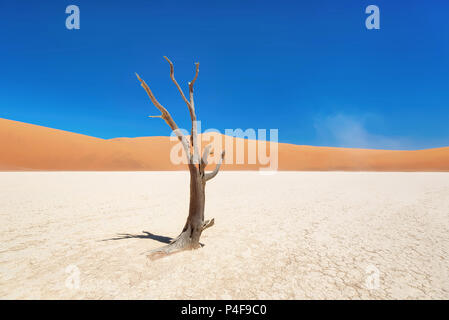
136,57,224,262
201,144,213,167
163,56,200,164
205,151,225,181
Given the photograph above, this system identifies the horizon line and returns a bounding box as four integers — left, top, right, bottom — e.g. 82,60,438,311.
1,117,448,152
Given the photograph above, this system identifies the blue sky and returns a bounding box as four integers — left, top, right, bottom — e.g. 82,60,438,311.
0,0,448,149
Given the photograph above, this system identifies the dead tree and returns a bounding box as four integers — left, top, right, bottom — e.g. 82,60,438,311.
136,57,225,260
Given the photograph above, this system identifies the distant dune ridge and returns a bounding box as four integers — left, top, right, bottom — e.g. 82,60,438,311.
1,118,448,171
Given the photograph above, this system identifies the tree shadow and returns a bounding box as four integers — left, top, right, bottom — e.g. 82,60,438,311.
101,231,173,244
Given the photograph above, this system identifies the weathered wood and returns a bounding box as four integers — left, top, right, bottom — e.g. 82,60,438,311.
137,57,224,260
205,151,225,182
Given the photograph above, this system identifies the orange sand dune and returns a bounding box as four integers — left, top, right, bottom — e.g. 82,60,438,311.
1,118,448,171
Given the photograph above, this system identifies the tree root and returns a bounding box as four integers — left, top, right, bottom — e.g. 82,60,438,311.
145,218,215,261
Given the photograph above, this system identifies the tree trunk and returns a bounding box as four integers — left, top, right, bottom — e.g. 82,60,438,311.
146,156,222,260
182,167,206,248
146,168,206,259
136,57,222,260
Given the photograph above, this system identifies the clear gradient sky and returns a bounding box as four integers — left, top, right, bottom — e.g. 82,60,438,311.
0,0,448,149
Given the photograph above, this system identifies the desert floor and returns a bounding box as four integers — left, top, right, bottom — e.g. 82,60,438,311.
1,172,448,299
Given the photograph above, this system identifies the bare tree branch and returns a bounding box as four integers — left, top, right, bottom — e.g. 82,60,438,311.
163,57,201,165
136,58,224,260
189,63,200,92
202,218,215,231
172,129,192,159
163,56,191,110
201,144,213,167
188,62,200,165
136,72,190,158
205,151,225,182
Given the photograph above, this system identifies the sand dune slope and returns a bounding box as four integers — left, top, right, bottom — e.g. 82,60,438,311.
1,118,448,171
